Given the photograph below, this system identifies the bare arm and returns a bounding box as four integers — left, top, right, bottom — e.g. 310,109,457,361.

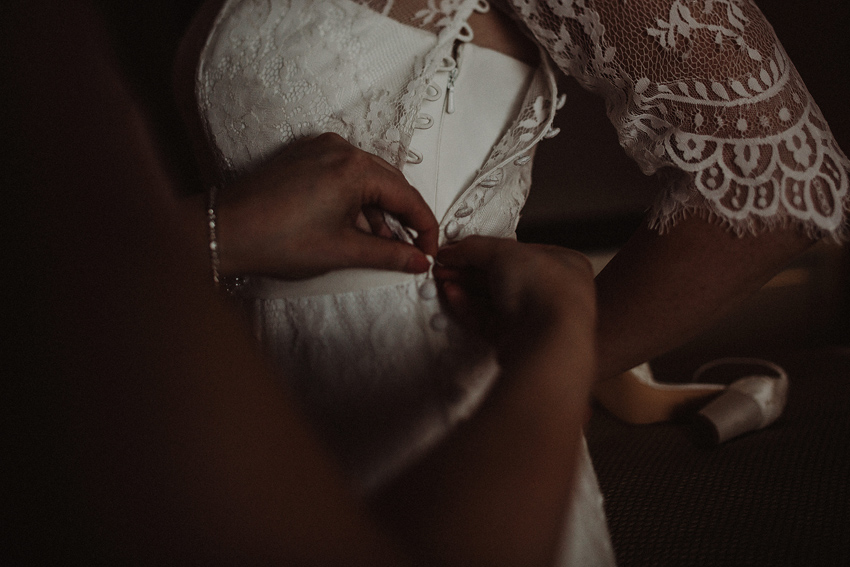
178,132,440,280
502,0,839,380
594,215,815,380
9,2,410,563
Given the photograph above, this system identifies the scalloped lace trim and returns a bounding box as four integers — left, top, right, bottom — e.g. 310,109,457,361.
508,0,850,239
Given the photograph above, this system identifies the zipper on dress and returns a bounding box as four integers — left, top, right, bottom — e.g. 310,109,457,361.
445,66,458,114
444,41,466,115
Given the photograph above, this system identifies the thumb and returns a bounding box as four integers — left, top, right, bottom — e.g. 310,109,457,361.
338,230,432,274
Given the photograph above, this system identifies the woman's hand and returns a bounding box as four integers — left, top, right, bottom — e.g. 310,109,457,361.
434,236,596,368
205,133,439,280
376,237,597,567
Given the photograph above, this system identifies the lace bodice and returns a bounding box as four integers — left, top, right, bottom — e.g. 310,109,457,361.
197,0,849,240
197,0,560,245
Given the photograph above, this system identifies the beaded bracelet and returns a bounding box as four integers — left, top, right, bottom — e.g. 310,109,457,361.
207,184,221,288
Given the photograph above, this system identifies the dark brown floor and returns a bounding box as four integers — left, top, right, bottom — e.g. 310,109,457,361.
587,347,850,567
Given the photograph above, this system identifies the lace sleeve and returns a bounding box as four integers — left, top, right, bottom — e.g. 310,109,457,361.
509,0,850,239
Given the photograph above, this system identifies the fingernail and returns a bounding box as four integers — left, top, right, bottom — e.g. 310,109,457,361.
433,266,461,281
441,281,467,312
436,246,454,263
406,254,431,273
432,266,450,280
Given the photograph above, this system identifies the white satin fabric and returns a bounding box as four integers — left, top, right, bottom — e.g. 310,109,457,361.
404,41,535,220
693,358,790,444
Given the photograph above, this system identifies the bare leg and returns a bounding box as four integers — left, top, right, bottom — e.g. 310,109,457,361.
593,216,813,421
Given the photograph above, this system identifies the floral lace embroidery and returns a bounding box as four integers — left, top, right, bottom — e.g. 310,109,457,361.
198,0,484,173
199,0,849,239
198,0,557,240
647,0,760,57
414,0,467,27
506,0,850,238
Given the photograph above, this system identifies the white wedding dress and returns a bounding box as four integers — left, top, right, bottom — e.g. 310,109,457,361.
191,0,849,564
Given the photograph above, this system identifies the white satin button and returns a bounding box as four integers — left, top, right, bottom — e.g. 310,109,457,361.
418,280,438,300
430,313,449,332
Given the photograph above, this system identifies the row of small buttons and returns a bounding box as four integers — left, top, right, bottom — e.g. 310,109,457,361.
417,260,449,332
440,92,567,241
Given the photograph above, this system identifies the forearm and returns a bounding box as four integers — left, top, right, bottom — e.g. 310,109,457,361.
594,215,815,380
372,320,594,567
11,3,407,563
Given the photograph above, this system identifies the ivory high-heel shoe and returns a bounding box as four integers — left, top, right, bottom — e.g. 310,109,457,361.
593,362,724,425
594,359,789,444
692,358,789,445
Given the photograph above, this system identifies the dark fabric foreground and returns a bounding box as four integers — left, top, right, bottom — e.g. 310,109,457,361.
586,347,850,567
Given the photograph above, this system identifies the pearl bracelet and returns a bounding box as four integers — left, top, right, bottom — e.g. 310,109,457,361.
207,184,221,288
